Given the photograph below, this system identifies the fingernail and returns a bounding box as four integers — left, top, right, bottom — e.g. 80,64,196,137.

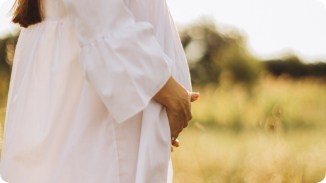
192,92,200,99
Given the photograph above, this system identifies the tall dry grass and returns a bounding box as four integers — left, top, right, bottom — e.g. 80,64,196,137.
0,71,9,152
172,76,326,183
172,129,326,183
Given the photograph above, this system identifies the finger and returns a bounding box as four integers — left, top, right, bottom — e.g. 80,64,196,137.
172,138,180,147
183,116,189,128
183,122,188,128
172,128,183,139
187,112,192,121
190,92,200,102
176,128,183,135
171,134,179,142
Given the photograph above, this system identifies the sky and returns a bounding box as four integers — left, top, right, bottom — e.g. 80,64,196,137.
167,0,326,62
1,0,326,62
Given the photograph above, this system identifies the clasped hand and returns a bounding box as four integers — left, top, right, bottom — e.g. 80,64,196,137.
153,77,200,150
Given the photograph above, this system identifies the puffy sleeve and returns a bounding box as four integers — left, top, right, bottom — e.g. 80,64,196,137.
63,0,173,123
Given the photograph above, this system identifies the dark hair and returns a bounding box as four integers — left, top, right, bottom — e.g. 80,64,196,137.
12,0,43,28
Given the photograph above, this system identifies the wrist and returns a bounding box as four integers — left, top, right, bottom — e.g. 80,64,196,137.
153,77,188,109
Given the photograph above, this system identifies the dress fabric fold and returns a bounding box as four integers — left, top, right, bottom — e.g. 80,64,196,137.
0,0,192,182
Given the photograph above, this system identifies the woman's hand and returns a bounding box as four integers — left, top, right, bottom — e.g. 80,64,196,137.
153,77,200,140
170,93,199,152
165,91,200,139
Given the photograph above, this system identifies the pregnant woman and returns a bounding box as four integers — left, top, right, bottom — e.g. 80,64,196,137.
0,0,199,182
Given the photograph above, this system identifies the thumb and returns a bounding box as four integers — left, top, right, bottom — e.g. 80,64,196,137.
190,92,200,102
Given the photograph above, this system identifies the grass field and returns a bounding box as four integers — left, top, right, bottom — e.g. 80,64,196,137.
172,76,326,183
172,127,326,183
0,75,325,183
0,71,9,152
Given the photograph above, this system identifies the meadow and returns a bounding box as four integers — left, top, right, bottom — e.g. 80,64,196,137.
0,70,9,151
1,72,325,183
172,76,326,183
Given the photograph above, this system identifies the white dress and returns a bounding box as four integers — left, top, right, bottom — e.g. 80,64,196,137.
0,0,192,182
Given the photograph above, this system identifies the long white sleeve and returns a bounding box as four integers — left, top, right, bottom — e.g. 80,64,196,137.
63,0,173,123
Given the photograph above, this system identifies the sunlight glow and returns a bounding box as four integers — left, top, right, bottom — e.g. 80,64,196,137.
0,0,325,61
319,0,326,7
167,0,326,62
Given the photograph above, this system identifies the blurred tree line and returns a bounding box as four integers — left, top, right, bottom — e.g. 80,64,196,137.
179,19,326,87
0,34,16,76
264,56,326,79
0,33,17,106
0,20,326,90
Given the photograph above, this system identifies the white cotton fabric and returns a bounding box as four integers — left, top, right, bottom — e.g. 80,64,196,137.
0,0,192,182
